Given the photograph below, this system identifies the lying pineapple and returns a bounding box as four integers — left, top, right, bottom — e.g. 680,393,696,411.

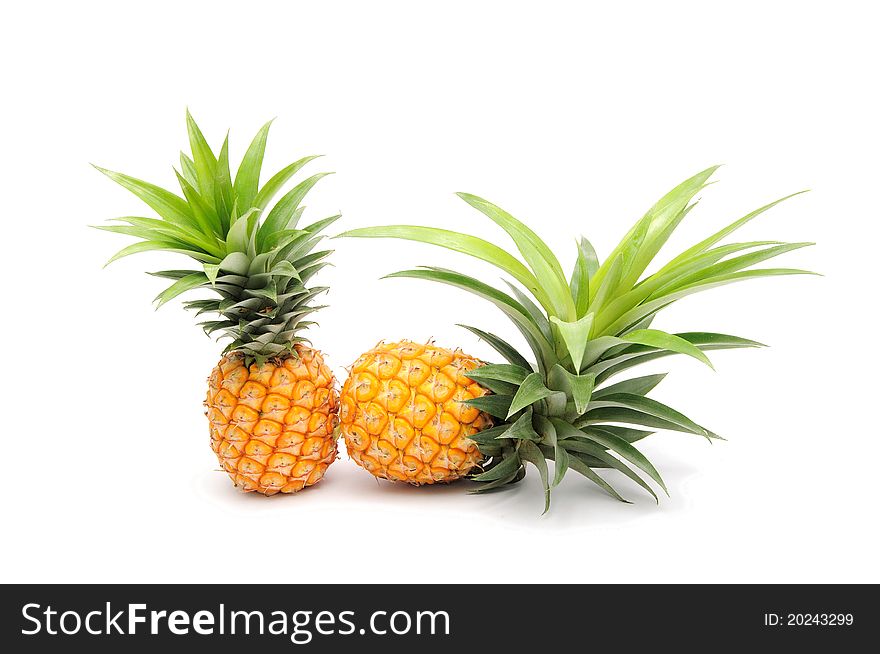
339,340,493,484
96,112,339,495
341,167,813,510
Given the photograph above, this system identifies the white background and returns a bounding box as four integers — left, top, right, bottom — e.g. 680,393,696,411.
2,0,877,584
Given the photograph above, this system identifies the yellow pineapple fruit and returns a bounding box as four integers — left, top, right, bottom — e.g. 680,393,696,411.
97,112,340,495
339,341,493,484
207,346,337,495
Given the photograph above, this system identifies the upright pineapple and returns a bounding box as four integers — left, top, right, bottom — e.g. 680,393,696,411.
96,112,339,495
341,167,814,511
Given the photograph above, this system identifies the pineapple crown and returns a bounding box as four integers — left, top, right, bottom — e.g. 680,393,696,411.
340,166,816,511
95,111,338,363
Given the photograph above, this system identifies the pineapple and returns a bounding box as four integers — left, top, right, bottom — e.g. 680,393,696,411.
96,112,339,495
339,340,493,484
340,166,814,510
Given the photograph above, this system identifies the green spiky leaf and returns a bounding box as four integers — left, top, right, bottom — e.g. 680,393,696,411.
342,166,814,511
498,408,542,441
458,325,534,370
507,372,554,417
592,373,667,399
234,120,272,212
472,454,522,482
96,114,335,362
518,440,551,513
338,224,551,313
621,329,714,369
550,313,594,372
465,363,531,386
463,395,514,419
456,193,575,319
548,365,595,414
570,237,598,317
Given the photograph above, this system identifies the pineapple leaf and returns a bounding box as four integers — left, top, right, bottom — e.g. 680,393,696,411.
598,425,656,443
97,115,334,362
154,272,210,308
174,170,223,240
290,250,333,272
548,365,595,414
92,166,198,231
594,240,784,332
472,453,522,482
592,373,667,398
580,425,668,495
148,269,199,280
203,263,220,284
298,262,331,285
258,173,334,251
183,298,219,313
592,166,719,296
621,329,714,369
499,408,542,441
565,454,630,503
570,237,598,317
534,413,556,444
465,363,530,385
286,235,331,263
654,242,815,295
456,193,576,319
589,252,624,316
550,313,594,372
262,229,309,251
685,267,818,289
254,155,322,211
105,216,213,251
555,428,658,502
644,239,783,288
214,134,234,227
218,251,251,276
272,228,315,261
179,152,199,189
466,425,512,447
384,268,555,366
246,252,272,276
659,191,809,273
464,378,520,397
518,439,551,513
601,268,815,336
553,443,570,487
505,282,553,341
303,214,342,235
463,395,514,419
338,225,551,314
104,240,221,267
268,260,302,279
185,110,217,203
457,325,534,370
507,372,554,417
234,119,273,212
468,469,522,493
581,335,630,368
226,208,260,253
580,394,709,437
94,223,188,245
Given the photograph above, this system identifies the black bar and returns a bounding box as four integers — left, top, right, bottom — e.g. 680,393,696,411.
1,584,873,651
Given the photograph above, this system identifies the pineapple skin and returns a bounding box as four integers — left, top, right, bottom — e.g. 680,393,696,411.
206,345,338,495
340,341,493,484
